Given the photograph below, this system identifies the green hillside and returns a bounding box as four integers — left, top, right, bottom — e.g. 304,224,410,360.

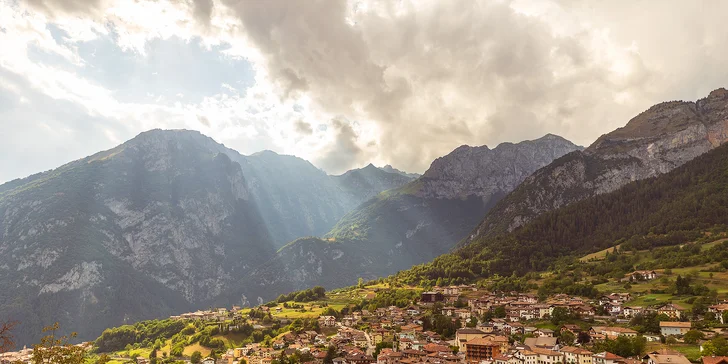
399,141,728,286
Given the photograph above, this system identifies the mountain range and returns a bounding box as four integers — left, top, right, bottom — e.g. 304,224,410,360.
3,88,728,345
239,134,582,300
399,113,728,286
0,130,414,344
464,88,728,244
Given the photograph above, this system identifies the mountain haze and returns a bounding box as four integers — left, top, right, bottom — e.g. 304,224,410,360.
227,150,417,247
0,130,413,345
242,134,582,300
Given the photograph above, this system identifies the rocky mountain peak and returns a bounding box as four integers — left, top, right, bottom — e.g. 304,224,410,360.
589,88,728,155
250,150,280,158
707,87,728,100
380,165,421,179
418,135,581,199
124,128,224,150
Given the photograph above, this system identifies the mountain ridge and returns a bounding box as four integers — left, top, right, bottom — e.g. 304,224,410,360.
399,135,728,286
463,88,728,244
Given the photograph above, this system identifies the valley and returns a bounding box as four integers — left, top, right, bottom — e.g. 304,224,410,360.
3,90,728,364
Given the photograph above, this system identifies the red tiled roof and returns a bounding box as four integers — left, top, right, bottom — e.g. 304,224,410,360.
702,356,728,364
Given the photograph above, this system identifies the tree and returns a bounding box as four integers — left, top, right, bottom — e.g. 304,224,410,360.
358,278,364,288
708,337,728,356
592,336,646,357
0,320,18,354
95,354,111,364
723,311,728,324
494,306,506,318
323,345,337,364
684,330,704,344
551,307,570,326
702,341,718,356
560,331,576,346
31,322,86,364
373,342,393,358
191,351,202,364
466,316,478,328
577,331,591,345
150,347,158,364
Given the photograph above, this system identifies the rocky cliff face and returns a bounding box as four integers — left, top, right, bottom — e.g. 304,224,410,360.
0,130,275,344
466,88,728,242
243,135,582,300
417,134,583,200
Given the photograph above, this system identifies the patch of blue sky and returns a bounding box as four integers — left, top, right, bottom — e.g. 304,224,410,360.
31,23,256,104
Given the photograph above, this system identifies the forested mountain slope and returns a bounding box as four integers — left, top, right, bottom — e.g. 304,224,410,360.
399,140,728,285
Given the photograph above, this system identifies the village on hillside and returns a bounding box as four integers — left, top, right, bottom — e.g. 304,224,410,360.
5,281,726,364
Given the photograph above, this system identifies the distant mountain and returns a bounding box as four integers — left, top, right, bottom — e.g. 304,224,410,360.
0,130,413,345
463,88,728,245
332,164,416,204
380,165,421,179
235,153,413,247
242,134,582,300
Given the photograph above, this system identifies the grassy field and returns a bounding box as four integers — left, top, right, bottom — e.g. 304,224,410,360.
646,343,702,361
213,332,249,348
701,238,728,250
580,245,623,262
270,301,348,319
585,237,728,306
182,343,211,357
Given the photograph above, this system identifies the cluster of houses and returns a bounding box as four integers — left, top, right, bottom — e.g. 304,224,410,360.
202,285,727,364
0,342,93,364
461,292,596,323
4,284,727,364
170,306,244,322
597,293,687,321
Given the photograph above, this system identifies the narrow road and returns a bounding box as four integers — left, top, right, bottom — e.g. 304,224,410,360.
364,330,374,356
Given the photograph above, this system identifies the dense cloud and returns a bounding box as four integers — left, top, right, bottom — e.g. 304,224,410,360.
316,118,369,174
215,0,728,172
4,0,728,178
25,0,105,16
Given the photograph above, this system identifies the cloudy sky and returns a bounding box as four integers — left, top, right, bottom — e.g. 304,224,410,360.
2,0,728,183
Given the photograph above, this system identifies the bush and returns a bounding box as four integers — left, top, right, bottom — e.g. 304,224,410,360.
684,330,704,344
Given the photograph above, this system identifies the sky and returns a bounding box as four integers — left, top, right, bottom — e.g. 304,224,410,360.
2,0,728,183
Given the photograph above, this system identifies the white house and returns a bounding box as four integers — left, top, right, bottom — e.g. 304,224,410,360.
659,322,691,336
